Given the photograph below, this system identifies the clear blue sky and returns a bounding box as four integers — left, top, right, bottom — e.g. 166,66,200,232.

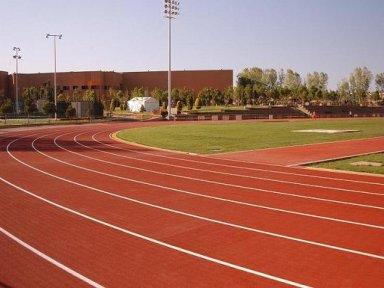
1,0,383,89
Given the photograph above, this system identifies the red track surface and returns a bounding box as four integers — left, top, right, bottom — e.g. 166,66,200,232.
211,136,384,166
1,122,383,287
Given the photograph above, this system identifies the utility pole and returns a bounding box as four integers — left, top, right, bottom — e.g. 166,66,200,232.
13,47,22,115
46,33,62,120
164,0,180,120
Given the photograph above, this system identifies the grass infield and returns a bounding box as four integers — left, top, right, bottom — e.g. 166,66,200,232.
116,118,384,154
311,153,384,175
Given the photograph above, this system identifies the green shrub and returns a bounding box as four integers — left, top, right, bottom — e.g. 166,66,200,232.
194,97,201,110
43,101,56,117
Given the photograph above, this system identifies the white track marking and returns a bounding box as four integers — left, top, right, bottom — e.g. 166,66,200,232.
71,133,384,197
0,227,103,288
73,135,384,229
102,132,384,186
7,135,384,232
0,177,311,288
8,134,384,260
50,133,384,211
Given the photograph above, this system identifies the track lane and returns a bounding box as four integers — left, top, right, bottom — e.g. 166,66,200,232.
74,132,384,203
0,231,91,288
2,123,384,287
94,131,384,189
2,152,383,288
50,133,384,217
9,132,384,258
1,180,287,288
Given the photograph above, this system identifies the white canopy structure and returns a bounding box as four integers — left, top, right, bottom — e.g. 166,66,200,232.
127,97,159,113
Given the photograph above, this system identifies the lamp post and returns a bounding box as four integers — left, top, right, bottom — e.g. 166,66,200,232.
13,47,22,115
46,33,62,120
164,0,180,120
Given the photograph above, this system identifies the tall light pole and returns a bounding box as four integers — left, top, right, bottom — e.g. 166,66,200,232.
46,33,62,120
164,0,180,120
13,47,22,115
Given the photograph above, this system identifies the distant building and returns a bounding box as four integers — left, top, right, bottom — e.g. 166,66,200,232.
128,97,159,112
0,69,233,101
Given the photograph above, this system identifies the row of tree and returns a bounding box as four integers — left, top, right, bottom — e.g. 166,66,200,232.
235,67,383,106
1,67,383,117
116,67,384,110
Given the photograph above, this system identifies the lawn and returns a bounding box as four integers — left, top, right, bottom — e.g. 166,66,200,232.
116,118,384,154
311,153,384,175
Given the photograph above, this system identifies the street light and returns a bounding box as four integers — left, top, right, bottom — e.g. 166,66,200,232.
12,47,22,115
46,33,62,120
164,0,180,119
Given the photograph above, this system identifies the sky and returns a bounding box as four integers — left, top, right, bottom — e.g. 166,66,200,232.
0,0,383,89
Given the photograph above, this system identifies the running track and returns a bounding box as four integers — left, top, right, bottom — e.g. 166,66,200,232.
1,122,383,287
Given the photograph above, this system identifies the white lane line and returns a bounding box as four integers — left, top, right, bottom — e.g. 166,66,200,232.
52,133,384,211
70,134,384,229
103,132,384,187
0,177,311,288
72,132,384,197
11,134,384,260
0,226,103,288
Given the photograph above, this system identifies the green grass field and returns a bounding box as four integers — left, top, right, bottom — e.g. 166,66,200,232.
311,153,384,175
116,118,384,154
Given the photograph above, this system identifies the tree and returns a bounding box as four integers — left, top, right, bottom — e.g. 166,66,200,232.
306,72,328,100
72,88,82,102
283,69,301,91
83,89,97,102
297,85,309,104
197,87,212,106
194,97,201,110
337,79,351,104
151,88,168,107
131,87,144,98
171,88,181,107
237,67,263,87
349,67,373,104
223,86,234,105
176,100,183,114
234,86,245,106
0,98,13,124
244,85,253,105
23,88,38,123
375,73,384,92
43,101,56,117
179,87,195,110
324,90,338,103
262,69,278,90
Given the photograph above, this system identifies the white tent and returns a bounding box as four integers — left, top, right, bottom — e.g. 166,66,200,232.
127,97,159,113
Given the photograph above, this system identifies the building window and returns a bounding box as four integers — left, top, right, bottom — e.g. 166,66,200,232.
104,86,109,90
73,86,78,90
81,85,88,90
63,86,69,91
91,85,100,89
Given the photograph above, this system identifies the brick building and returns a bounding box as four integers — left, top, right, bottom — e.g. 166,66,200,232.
0,71,9,98
1,69,233,101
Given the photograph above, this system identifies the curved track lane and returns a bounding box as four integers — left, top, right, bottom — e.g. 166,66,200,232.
1,122,384,287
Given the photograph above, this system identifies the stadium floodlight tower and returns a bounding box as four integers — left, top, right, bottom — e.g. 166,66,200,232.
46,33,63,120
164,0,180,120
12,47,22,115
